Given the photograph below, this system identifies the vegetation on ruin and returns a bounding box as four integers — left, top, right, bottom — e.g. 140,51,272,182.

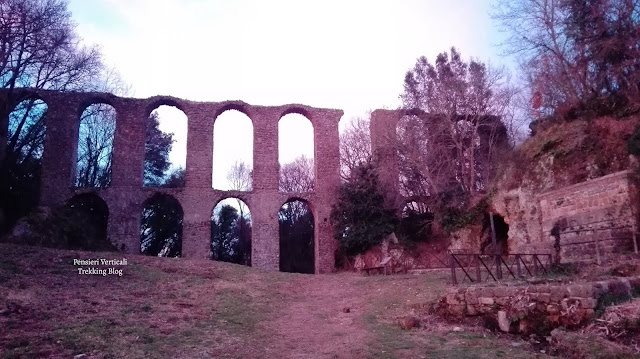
330,162,397,256
439,197,491,234
3,195,115,252
211,202,252,266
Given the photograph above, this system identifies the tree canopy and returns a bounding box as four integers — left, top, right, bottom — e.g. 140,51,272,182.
493,0,640,120
0,0,109,229
330,162,397,256
399,47,512,207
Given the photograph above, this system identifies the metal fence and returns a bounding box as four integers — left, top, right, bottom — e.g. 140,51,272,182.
449,253,552,285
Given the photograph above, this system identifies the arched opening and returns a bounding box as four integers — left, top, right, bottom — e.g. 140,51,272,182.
278,113,314,192
140,193,183,257
212,109,253,190
279,199,314,273
65,193,111,250
75,103,116,188
338,115,371,182
2,97,48,229
210,198,252,265
396,114,430,198
397,201,434,243
480,213,509,254
143,105,187,187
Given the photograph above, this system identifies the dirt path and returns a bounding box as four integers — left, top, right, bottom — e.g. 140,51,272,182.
264,274,372,358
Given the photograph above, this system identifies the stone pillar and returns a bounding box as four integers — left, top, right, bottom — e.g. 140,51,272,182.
181,103,216,258
184,103,214,189
252,107,279,192
251,107,280,270
181,189,213,259
40,96,82,206
312,109,342,273
110,100,145,188
105,100,146,253
105,189,142,253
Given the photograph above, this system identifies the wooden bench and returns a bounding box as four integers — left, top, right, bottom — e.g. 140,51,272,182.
362,256,392,275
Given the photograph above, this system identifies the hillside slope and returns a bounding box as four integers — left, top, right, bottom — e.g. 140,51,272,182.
0,244,551,359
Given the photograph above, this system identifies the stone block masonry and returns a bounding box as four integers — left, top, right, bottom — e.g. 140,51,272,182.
538,170,638,263
0,89,342,273
440,276,640,333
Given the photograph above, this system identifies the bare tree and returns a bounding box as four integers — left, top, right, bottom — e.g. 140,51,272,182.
492,0,640,119
74,104,116,187
0,0,102,94
340,115,371,181
279,155,314,223
225,161,252,218
226,160,252,191
399,48,513,205
279,155,314,193
0,0,128,228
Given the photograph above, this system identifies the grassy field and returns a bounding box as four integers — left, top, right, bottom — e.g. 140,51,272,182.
0,244,551,359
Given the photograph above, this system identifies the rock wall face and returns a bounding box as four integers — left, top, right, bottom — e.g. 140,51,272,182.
491,170,638,262
538,170,638,262
492,186,549,255
0,89,342,273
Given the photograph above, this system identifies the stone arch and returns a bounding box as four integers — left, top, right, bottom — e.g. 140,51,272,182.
278,113,315,192
3,96,49,226
281,106,311,121
279,197,315,273
338,115,371,181
65,192,110,249
75,102,117,188
144,97,186,117
76,95,117,119
210,197,252,266
6,95,49,160
143,103,188,187
214,102,250,119
398,199,435,243
480,212,510,255
140,192,183,257
396,112,431,198
212,108,254,190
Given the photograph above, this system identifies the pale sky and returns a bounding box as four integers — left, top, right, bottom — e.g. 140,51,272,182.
67,0,512,189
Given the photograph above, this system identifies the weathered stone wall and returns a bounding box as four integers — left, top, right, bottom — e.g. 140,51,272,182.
493,186,547,255
474,171,639,261
442,276,640,333
0,89,342,273
537,170,638,263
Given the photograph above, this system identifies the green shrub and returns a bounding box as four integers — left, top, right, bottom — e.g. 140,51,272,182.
439,197,489,233
330,163,397,256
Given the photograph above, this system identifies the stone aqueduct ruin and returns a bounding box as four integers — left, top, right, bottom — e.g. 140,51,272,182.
0,89,515,273
1,89,345,273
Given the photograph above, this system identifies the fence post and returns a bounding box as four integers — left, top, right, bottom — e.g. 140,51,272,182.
533,255,539,276
490,213,502,280
516,254,522,278
475,255,481,282
450,254,457,285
